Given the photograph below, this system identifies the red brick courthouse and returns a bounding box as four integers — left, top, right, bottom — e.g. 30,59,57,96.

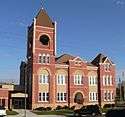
25,9,116,109
0,8,116,109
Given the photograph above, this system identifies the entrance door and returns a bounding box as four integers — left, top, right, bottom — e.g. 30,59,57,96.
74,92,84,104
12,99,25,109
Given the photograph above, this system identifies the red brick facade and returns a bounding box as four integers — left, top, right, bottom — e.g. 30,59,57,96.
26,9,116,109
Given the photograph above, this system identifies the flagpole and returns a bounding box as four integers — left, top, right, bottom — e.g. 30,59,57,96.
119,78,121,102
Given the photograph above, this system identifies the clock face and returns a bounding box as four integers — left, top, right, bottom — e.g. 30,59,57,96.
40,35,49,45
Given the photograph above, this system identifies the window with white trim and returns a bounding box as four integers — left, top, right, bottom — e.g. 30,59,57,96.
104,91,113,101
89,76,97,86
39,74,49,84
89,92,98,101
38,54,42,63
57,75,66,85
46,54,50,63
103,75,112,86
110,76,112,85
57,93,66,102
39,92,49,102
38,54,50,64
42,54,46,63
89,92,92,101
74,75,83,85
89,76,92,85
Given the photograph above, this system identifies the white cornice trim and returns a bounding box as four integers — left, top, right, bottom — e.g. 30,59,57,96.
36,25,54,30
55,64,68,68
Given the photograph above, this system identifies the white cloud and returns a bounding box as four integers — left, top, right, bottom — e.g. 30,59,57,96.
114,0,125,6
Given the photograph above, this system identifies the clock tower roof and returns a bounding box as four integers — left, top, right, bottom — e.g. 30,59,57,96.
35,9,54,28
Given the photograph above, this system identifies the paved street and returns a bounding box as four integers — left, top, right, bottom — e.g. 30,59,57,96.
7,109,65,117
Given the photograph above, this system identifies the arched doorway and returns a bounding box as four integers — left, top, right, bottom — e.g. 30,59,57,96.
74,92,84,104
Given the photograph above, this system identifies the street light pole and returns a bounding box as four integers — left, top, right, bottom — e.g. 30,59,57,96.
24,60,27,117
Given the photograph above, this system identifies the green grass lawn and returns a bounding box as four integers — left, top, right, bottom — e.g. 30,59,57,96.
33,109,74,116
6,110,19,115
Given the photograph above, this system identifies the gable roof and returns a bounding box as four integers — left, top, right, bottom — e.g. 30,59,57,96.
35,9,54,28
91,53,114,66
56,54,75,64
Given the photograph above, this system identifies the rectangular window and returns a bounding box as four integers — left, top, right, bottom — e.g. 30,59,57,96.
57,75,66,85
89,76,97,86
43,93,45,101
105,77,107,86
38,55,42,63
0,99,5,107
46,56,50,63
64,93,66,101
107,92,111,101
110,76,112,85
104,91,107,101
89,92,97,101
42,56,46,63
89,92,92,101
92,77,95,85
92,92,95,101
57,93,66,102
39,75,48,84
39,92,49,102
89,76,91,85
96,93,98,101
74,75,82,85
39,93,42,101
108,76,110,85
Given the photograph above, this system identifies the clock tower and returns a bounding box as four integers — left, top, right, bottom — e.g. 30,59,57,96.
27,9,56,109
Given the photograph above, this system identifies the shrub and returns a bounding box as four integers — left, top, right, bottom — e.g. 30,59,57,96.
56,105,63,110
103,104,115,108
34,107,46,111
80,106,86,110
86,105,101,115
62,105,70,110
70,106,75,110
46,107,52,111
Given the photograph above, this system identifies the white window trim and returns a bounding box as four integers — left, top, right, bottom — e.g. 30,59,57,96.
110,76,112,86
39,74,49,84
57,75,66,85
89,92,98,101
74,75,83,85
57,92,66,102
38,54,42,63
38,92,49,102
104,90,113,101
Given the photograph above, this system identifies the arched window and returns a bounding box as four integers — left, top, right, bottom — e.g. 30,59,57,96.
39,70,49,84
74,75,83,85
57,74,66,85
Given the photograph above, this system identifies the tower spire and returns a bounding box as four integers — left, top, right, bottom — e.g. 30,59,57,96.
41,0,45,9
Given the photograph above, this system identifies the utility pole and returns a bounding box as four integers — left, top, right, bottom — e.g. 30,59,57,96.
24,60,27,117
122,71,125,101
119,77,122,102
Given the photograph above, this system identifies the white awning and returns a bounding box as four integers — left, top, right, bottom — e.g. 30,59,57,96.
11,93,28,98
